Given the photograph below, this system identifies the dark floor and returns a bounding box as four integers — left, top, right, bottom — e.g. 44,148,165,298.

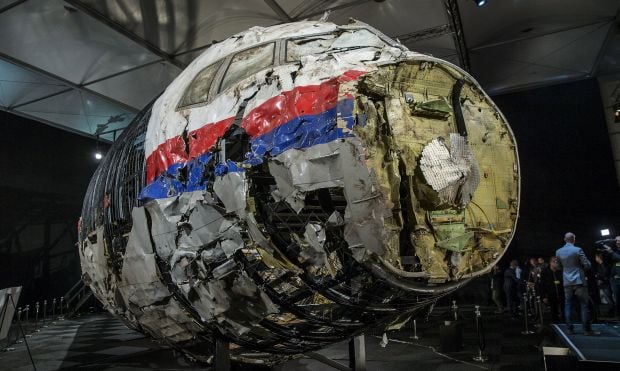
2,306,616,370
553,323,620,362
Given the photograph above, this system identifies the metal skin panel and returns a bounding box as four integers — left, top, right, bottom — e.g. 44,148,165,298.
79,20,520,365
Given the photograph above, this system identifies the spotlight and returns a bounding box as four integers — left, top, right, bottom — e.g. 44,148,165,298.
474,0,487,6
614,103,620,123
95,152,103,160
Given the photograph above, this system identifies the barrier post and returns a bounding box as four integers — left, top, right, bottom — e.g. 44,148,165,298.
472,305,488,362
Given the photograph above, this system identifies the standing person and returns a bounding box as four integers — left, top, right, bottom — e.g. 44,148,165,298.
538,257,548,270
541,256,564,322
594,253,614,316
491,265,504,314
603,235,620,317
504,260,520,318
556,232,598,335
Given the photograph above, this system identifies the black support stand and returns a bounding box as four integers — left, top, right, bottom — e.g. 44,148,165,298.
214,336,230,371
306,334,367,371
348,334,366,371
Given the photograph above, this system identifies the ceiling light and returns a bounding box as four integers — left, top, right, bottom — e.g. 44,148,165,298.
95,152,103,160
601,229,610,237
475,0,487,6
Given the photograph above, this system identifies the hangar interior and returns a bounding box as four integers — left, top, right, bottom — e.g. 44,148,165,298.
1,0,620,370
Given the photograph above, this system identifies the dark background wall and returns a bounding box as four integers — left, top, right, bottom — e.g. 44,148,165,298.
1,77,618,306
0,111,107,304
493,78,620,262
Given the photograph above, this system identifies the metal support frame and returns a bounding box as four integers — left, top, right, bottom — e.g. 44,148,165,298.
0,0,26,16
395,24,452,44
0,51,138,114
63,0,186,70
306,334,366,371
349,334,366,371
295,0,372,20
214,335,231,371
590,8,620,76
443,0,470,71
264,0,293,22
0,105,112,142
470,17,615,52
9,58,163,111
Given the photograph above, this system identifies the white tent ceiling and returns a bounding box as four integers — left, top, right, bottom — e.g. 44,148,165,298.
0,0,618,140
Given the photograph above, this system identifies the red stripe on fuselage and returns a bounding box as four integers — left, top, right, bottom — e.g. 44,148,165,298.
144,69,367,184
145,136,189,184
241,70,366,137
188,117,235,158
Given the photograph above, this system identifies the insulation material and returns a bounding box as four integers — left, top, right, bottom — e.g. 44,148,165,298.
419,134,480,207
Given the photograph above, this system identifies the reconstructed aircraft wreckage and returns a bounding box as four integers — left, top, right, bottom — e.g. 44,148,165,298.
79,20,519,365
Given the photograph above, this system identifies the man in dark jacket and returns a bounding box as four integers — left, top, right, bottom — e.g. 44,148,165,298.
491,265,504,313
540,256,564,322
595,253,614,316
504,260,519,318
603,236,620,318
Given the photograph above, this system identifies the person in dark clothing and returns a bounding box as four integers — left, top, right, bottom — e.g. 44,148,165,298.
595,253,614,316
603,236,620,317
540,256,564,322
504,260,520,318
538,257,548,270
491,265,504,313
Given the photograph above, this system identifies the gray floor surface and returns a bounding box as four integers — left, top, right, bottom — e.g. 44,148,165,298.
1,306,594,370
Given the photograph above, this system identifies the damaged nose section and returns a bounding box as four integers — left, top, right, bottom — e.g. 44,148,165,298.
78,55,518,363
352,60,518,285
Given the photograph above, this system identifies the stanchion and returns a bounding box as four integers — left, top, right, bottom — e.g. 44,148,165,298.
16,307,23,344
24,305,32,337
59,297,64,319
42,300,48,328
472,305,488,362
34,302,40,332
452,300,459,321
214,335,230,371
536,296,544,329
410,319,420,340
349,334,366,371
521,292,534,335
52,298,56,320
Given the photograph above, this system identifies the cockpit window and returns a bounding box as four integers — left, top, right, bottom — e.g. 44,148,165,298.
286,29,387,62
178,60,224,109
219,42,275,93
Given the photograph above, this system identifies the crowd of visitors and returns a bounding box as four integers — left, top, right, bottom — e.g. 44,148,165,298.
490,233,620,335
